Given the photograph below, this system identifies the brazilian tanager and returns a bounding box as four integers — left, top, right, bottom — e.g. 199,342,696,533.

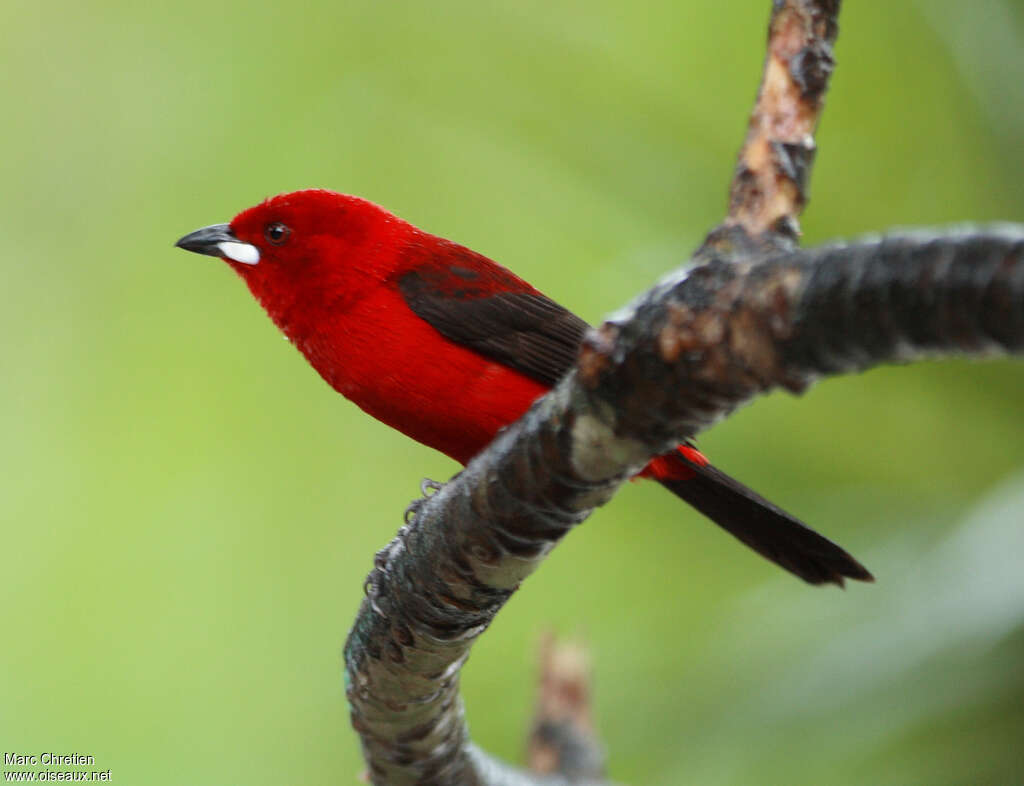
176,189,872,586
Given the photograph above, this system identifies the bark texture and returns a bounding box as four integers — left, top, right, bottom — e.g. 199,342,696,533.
345,228,1024,784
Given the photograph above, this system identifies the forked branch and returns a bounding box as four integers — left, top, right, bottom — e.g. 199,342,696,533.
343,0,1022,783
344,228,1024,785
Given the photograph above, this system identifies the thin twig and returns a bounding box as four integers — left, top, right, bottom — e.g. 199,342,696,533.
707,0,841,250
527,635,604,780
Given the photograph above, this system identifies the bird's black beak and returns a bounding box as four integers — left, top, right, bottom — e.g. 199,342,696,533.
175,223,260,265
175,223,236,257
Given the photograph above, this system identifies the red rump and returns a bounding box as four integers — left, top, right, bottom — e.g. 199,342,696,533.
640,446,709,482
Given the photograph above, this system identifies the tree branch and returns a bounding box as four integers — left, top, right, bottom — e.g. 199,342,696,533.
344,227,1024,784
579,228,1024,446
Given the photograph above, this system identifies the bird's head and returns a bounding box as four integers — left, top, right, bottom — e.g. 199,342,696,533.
175,189,411,323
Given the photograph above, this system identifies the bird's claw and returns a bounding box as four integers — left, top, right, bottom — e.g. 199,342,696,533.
404,477,445,524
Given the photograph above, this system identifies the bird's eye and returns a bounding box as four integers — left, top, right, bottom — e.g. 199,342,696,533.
264,222,291,245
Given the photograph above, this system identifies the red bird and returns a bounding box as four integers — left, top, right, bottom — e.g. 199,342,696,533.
176,189,872,586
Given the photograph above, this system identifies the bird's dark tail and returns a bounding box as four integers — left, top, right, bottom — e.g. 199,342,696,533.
652,452,873,587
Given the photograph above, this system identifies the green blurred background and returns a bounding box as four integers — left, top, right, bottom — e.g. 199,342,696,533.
3,0,1023,783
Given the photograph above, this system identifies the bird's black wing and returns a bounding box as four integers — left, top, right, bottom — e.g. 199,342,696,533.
397,247,589,387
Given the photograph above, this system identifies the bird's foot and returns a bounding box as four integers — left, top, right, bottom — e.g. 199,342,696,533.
403,477,445,525
365,478,447,618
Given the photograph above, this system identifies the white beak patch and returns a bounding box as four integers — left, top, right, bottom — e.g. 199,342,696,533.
218,242,260,265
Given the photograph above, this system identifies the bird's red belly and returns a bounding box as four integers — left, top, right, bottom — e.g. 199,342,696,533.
302,289,550,465
352,359,546,465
